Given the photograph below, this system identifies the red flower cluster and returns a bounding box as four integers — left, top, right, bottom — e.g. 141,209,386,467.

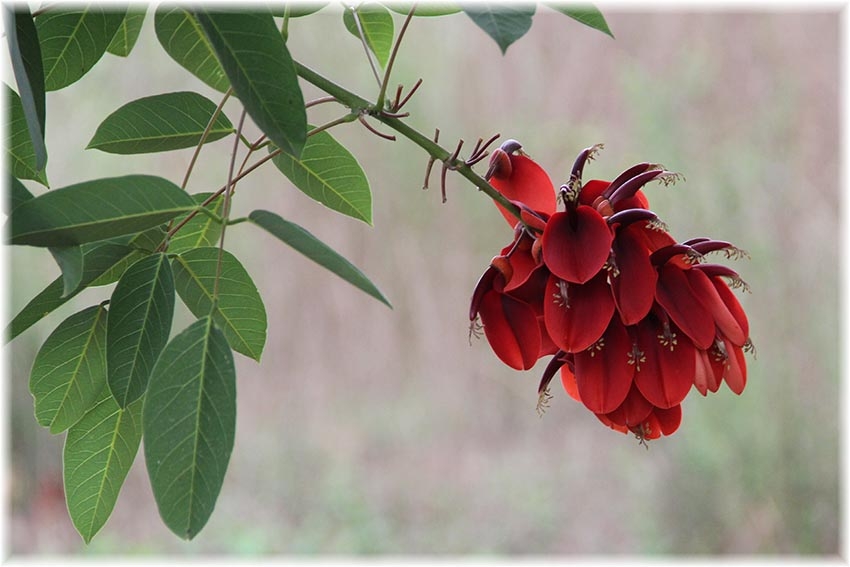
469,141,754,443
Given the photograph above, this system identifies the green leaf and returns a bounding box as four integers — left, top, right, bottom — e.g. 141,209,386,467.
106,10,146,56
87,91,234,154
154,7,230,92
270,129,372,224
545,3,613,37
8,175,195,247
106,254,175,407
9,176,34,212
64,386,143,543
7,85,48,186
342,4,394,68
195,10,307,157
249,209,391,307
270,3,329,17
36,6,127,91
385,3,461,16
6,242,134,343
49,246,84,296
29,304,108,434
462,4,535,54
143,316,236,540
172,247,267,361
5,5,47,172
168,193,224,254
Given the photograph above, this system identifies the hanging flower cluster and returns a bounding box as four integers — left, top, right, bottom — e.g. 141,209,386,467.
469,140,754,443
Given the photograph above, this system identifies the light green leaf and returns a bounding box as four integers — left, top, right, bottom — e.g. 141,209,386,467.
270,129,372,224
143,316,236,540
249,209,390,307
462,4,535,54
5,5,47,172
7,85,48,186
35,6,127,91
270,3,329,17
64,386,143,543
106,10,146,56
29,304,108,434
195,10,307,157
88,91,234,155
8,175,195,247
154,7,230,93
171,247,267,361
544,3,613,37
168,193,224,254
342,4,394,68
385,3,461,16
6,242,134,343
107,254,175,407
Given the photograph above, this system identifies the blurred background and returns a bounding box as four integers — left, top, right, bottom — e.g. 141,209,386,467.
5,6,840,556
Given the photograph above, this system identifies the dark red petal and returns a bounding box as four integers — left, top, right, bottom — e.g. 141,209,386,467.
578,179,610,207
605,383,654,428
723,338,747,394
611,225,657,325
542,207,613,284
634,318,695,408
537,317,559,357
479,290,541,370
469,265,499,320
491,154,556,225
543,272,615,353
684,268,748,346
596,412,629,434
655,264,716,349
574,317,634,414
711,276,750,344
503,237,539,293
507,265,549,316
693,348,719,395
654,404,683,435
560,363,582,402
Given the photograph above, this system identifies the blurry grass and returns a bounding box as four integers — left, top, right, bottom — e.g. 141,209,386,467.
6,9,839,557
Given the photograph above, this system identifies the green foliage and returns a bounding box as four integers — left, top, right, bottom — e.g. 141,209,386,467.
88,91,234,154
143,316,236,540
64,386,144,543
6,2,614,543
544,3,613,37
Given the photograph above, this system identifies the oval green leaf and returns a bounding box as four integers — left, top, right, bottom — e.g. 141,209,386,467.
270,129,372,224
143,316,236,540
172,247,267,361
167,193,224,254
8,175,195,247
5,5,47,172
342,4,394,68
87,91,234,154
7,85,48,186
64,386,143,543
9,176,34,212
195,10,307,157
29,304,108,434
462,4,535,54
49,246,85,296
154,7,230,93
106,10,146,57
107,254,175,407
36,7,126,91
249,209,390,307
544,3,613,38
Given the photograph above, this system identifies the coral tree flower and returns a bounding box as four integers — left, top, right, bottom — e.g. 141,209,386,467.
469,140,754,444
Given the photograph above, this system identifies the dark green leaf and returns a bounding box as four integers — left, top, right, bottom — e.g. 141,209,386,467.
544,3,613,37
36,7,126,91
270,129,372,224
87,91,234,154
106,10,146,56
195,10,307,157
106,254,175,407
168,193,224,254
5,5,47,171
342,4,394,68
154,7,229,92
172,247,267,361
29,304,108,434
49,246,84,296
249,209,391,307
6,242,134,342
385,3,461,16
143,316,236,540
462,4,535,54
64,385,143,543
8,175,195,247
7,85,48,186
9,176,34,212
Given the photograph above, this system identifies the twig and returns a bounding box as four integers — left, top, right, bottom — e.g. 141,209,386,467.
214,108,248,301
375,3,417,111
349,6,383,87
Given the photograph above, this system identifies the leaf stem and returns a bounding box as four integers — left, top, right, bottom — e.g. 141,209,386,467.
348,6,383,87
182,87,233,190
375,4,417,112
214,108,248,301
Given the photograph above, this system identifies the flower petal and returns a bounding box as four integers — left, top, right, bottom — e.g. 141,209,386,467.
611,225,657,325
686,268,748,346
490,154,556,225
560,362,582,402
597,412,629,434
543,272,615,353
634,318,695,408
693,348,719,395
578,179,610,207
605,383,654,428
479,290,541,370
711,276,750,345
574,317,634,414
655,264,716,349
542,207,613,284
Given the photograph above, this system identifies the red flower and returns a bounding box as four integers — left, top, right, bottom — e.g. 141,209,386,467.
470,141,754,444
